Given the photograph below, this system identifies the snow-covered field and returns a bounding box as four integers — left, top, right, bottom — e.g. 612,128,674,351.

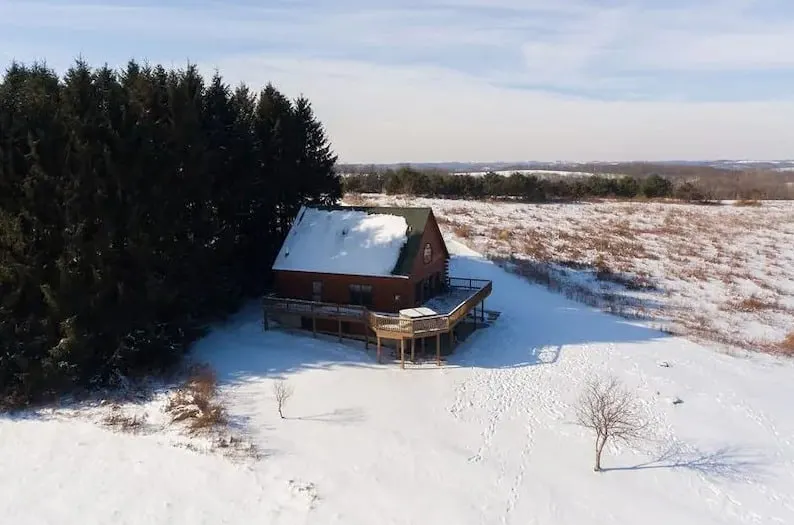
2,239,794,524
359,194,794,354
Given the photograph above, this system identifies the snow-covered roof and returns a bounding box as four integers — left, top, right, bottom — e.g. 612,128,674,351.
272,206,410,277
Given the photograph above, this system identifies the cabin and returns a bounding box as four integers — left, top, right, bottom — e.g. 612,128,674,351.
263,205,493,367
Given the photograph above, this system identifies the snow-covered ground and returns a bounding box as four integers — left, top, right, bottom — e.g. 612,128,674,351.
2,239,793,524
359,194,794,353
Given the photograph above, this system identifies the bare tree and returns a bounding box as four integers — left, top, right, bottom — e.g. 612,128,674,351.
575,375,647,472
273,379,294,419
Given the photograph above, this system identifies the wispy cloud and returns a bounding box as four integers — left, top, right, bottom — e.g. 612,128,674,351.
1,0,793,161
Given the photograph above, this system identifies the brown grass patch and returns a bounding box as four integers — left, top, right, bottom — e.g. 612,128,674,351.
102,406,148,433
731,296,777,313
778,332,794,355
520,230,551,261
447,206,473,217
490,227,513,242
343,193,374,206
453,223,473,238
734,199,761,207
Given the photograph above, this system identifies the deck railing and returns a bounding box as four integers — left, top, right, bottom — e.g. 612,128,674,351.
262,295,369,322
369,278,491,337
264,277,492,338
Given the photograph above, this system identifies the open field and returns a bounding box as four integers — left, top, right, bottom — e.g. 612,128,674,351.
3,240,793,524
353,194,794,354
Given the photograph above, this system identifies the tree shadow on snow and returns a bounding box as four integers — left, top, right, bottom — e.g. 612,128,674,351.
191,303,384,387
604,442,771,482
289,407,367,425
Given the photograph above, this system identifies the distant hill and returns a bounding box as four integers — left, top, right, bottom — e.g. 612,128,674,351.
338,160,794,174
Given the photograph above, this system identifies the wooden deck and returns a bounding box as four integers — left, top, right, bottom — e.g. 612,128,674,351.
367,278,492,338
262,277,493,367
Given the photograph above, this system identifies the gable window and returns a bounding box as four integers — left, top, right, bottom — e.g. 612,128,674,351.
423,242,433,264
349,284,373,308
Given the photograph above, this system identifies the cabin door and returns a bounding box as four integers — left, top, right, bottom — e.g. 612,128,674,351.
312,280,323,302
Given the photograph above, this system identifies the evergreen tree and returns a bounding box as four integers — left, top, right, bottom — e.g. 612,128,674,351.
0,60,340,406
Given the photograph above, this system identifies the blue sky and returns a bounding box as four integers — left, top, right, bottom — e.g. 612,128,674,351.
2,0,793,162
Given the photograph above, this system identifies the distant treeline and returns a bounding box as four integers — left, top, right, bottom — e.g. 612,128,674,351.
343,168,693,201
0,60,340,406
343,166,793,201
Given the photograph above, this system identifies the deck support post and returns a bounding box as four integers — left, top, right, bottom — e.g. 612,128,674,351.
411,338,416,363
338,319,342,342
365,327,369,350
436,334,441,366
400,338,405,369
263,309,269,331
449,329,455,352
312,317,317,338
482,299,486,322
377,336,382,363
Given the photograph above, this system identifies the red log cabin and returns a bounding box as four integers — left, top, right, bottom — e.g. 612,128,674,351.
263,205,493,367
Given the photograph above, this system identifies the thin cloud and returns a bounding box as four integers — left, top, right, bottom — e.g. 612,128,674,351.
1,0,793,161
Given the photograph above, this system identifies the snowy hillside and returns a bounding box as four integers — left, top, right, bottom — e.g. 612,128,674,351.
2,240,793,524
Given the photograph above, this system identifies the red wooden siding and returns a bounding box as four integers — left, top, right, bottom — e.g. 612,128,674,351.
410,212,448,281
274,271,413,313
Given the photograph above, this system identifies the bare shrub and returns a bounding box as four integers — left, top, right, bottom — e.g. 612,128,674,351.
575,376,648,472
593,254,611,279
779,333,794,355
165,364,227,433
190,402,227,432
273,379,294,419
102,406,148,433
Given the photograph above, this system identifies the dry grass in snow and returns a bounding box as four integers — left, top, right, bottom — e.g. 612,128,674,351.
101,405,148,433
40,364,260,462
355,194,794,354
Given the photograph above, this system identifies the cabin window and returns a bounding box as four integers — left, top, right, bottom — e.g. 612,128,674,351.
423,242,433,264
349,284,373,307
312,280,323,302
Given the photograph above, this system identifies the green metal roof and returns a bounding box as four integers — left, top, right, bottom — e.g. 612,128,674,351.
313,205,434,277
